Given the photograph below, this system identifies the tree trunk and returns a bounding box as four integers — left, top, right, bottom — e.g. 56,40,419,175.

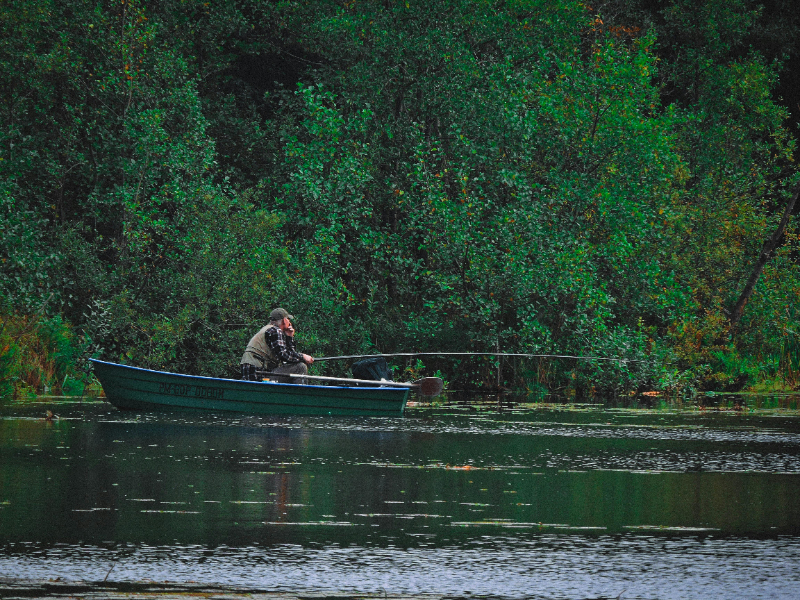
729,183,800,333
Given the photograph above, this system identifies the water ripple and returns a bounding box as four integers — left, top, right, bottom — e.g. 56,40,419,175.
2,537,799,599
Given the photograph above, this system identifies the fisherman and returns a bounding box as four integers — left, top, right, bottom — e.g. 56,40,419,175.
240,308,314,383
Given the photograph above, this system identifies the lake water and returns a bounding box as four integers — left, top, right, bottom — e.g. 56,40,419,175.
1,397,800,599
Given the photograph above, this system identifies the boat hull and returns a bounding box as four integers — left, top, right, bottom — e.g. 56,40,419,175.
90,359,409,416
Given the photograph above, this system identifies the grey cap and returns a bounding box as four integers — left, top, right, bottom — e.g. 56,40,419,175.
269,307,294,321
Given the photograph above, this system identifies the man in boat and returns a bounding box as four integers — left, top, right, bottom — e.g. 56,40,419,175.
240,308,314,383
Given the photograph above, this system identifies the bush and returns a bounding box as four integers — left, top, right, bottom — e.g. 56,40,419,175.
0,311,90,399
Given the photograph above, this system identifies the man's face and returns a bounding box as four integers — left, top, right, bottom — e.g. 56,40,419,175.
278,317,292,332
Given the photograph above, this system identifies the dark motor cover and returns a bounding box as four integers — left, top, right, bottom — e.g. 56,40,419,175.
351,357,393,381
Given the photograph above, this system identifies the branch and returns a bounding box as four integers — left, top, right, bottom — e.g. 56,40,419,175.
729,182,800,333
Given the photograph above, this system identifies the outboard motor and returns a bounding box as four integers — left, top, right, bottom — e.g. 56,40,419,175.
351,357,393,383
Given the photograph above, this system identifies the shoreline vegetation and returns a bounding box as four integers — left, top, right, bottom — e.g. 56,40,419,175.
2,310,799,403
2,0,800,403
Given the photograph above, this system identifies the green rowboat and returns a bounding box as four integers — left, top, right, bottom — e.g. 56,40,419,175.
90,359,411,416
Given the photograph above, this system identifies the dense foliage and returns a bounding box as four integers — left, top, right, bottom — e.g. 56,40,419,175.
2,0,799,399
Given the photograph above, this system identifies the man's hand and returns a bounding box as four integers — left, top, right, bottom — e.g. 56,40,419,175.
302,353,314,365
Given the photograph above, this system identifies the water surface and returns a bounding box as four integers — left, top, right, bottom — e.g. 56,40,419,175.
1,398,799,599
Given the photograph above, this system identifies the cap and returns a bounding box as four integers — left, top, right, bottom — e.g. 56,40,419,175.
269,307,294,321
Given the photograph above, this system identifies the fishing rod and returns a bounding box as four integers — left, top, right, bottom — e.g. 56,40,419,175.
259,372,444,397
314,352,643,363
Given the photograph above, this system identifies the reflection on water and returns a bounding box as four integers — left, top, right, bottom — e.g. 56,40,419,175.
1,399,800,598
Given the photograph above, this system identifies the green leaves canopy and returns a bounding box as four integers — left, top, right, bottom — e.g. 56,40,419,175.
2,0,799,395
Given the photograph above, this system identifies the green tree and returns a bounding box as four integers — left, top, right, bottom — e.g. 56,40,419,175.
3,0,799,397
259,0,687,393
0,0,291,380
